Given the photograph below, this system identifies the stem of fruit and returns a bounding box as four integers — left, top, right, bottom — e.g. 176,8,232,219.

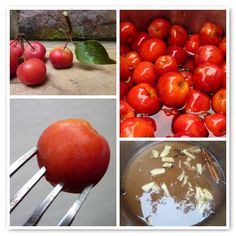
24,37,35,51
62,11,75,49
178,67,190,72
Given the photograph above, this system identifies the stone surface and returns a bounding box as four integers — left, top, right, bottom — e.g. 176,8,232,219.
10,41,116,95
11,10,116,40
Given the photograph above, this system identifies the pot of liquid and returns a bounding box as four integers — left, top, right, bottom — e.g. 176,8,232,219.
120,141,226,226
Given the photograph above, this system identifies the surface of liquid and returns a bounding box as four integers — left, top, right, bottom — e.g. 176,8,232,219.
121,141,225,226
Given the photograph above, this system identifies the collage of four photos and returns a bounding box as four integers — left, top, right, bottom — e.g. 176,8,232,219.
9,8,228,228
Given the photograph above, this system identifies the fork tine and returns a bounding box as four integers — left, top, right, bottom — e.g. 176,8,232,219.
57,184,93,226
24,183,64,226
10,147,37,177
10,166,46,213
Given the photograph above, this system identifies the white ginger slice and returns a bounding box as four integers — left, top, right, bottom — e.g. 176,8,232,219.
161,183,170,197
186,146,201,153
202,188,214,201
183,161,191,168
161,157,174,162
151,149,159,158
162,163,173,168
141,182,160,194
182,149,196,159
160,145,172,157
196,163,203,175
177,170,185,182
182,175,188,186
150,168,166,176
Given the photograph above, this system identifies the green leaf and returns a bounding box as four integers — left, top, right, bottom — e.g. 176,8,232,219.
75,40,116,65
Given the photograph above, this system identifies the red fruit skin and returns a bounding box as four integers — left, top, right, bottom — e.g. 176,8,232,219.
168,25,189,47
221,61,226,88
180,71,194,87
148,18,171,39
139,38,167,62
184,34,201,56
183,58,195,73
219,37,226,57
131,32,149,51
199,22,223,46
120,44,131,56
37,119,110,193
10,40,23,58
172,114,208,137
167,46,188,65
49,46,73,69
133,61,157,86
194,45,224,66
120,21,138,44
120,100,135,120
16,58,46,86
120,117,154,137
10,52,18,78
184,89,210,113
127,83,161,115
154,55,178,76
156,72,190,107
125,51,141,69
120,56,130,81
120,82,129,99
194,63,222,94
123,75,134,88
212,89,226,114
205,113,226,137
139,117,157,132
24,41,46,61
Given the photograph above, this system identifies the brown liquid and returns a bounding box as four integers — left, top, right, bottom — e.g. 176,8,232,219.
121,141,225,226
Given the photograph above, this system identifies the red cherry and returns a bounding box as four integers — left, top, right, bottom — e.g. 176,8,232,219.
120,44,131,56
221,61,226,88
139,116,157,132
156,72,190,107
219,37,226,57
148,18,171,39
131,32,149,51
139,38,167,62
183,58,195,73
167,46,188,65
120,21,138,44
155,55,178,76
125,51,141,69
127,83,161,115
195,45,224,66
120,56,130,81
205,113,226,137
120,100,135,120
37,119,110,193
24,41,46,61
194,63,222,93
49,46,73,69
168,25,189,47
120,117,155,137
184,34,201,56
133,61,157,86
120,82,129,99
16,58,46,86
212,89,226,114
172,114,208,137
10,40,23,58
184,89,210,113
199,22,223,46
179,71,194,87
10,52,18,78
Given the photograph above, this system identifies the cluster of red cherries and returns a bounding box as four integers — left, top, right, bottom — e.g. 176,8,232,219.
120,18,226,137
10,38,73,86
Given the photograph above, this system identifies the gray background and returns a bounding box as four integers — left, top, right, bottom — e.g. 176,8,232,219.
10,99,116,226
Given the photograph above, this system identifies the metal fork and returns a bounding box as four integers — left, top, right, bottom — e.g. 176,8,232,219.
10,147,93,226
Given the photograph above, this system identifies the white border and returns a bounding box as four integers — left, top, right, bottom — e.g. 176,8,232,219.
6,5,230,231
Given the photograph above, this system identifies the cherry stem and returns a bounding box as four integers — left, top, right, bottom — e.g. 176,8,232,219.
62,11,74,49
24,37,35,51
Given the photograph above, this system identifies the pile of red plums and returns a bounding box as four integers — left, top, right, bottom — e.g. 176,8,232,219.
10,39,73,86
120,18,226,137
